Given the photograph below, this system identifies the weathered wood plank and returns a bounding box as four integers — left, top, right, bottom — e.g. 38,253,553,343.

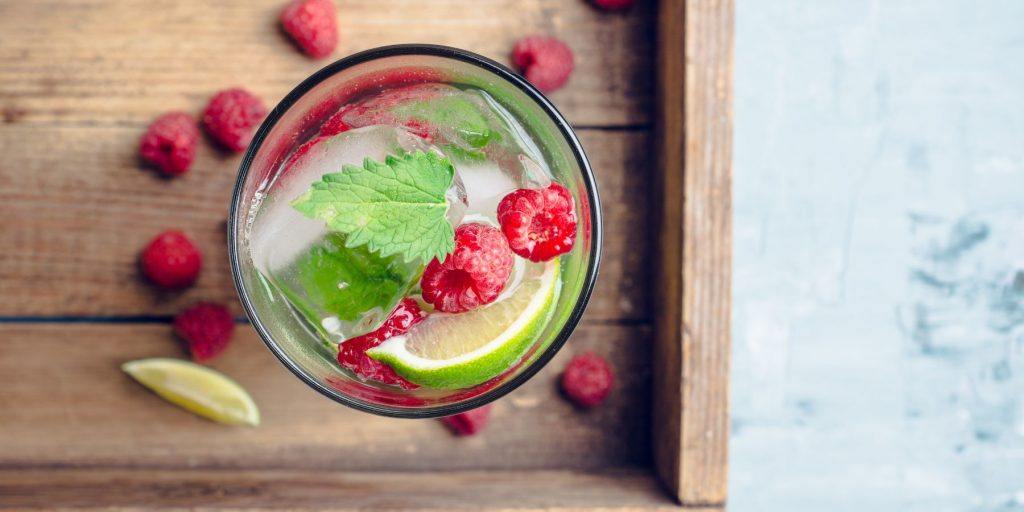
0,468,692,511
0,323,651,471
0,0,653,127
0,127,651,321
0,0,741,508
652,0,733,507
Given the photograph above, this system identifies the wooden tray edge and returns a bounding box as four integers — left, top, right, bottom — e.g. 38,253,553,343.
653,0,734,507
0,467,705,511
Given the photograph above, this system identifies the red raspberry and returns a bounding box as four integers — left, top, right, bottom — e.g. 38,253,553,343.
320,106,356,136
560,353,614,408
139,230,202,289
440,404,492,436
421,223,514,313
337,299,426,389
139,112,199,177
280,0,338,59
202,88,267,152
497,182,577,262
326,376,428,407
590,0,635,10
174,302,235,362
511,36,575,93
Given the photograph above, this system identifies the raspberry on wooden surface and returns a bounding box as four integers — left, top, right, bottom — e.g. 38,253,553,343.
174,302,236,362
280,0,339,59
202,88,267,152
139,230,202,289
560,353,614,408
139,112,199,177
440,404,492,436
511,36,575,93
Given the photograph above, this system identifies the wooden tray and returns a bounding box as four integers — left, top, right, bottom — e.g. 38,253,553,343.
0,0,732,509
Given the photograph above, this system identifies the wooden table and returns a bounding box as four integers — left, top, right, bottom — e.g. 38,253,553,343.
0,0,732,509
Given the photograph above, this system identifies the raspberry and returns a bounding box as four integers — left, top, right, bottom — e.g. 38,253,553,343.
440,404,492,436
174,302,235,362
280,0,338,59
320,105,355,136
560,353,614,408
511,36,575,93
337,298,425,389
590,0,635,10
326,376,428,407
139,230,202,289
497,182,578,262
202,88,267,152
139,112,199,177
421,223,514,313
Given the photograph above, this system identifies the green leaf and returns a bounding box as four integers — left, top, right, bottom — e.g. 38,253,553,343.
441,143,488,162
394,96,499,148
294,233,419,323
291,151,456,264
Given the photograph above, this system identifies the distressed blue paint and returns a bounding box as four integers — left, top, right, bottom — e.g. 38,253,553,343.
731,1,1024,510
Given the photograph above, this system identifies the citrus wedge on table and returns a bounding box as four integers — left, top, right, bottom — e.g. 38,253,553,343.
367,259,561,389
122,358,260,426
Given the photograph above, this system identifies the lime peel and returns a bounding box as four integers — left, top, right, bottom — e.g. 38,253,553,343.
367,259,561,389
122,358,260,427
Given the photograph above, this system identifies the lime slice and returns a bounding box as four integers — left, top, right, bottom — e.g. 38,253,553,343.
122,358,260,426
367,259,561,389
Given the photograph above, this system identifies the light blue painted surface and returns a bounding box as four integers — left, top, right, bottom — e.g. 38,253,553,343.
731,1,1024,510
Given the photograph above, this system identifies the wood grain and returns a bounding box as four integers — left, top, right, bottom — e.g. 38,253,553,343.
652,0,733,507
0,323,651,471
0,0,737,508
0,468,699,511
0,0,653,127
0,128,652,322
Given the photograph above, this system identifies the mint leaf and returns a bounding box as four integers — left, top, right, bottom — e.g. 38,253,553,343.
295,233,419,323
394,96,499,148
291,151,456,264
441,143,487,162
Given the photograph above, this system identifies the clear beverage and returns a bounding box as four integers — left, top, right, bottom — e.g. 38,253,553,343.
251,85,549,337
229,46,599,416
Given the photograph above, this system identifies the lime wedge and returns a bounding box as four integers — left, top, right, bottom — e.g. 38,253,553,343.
367,259,561,389
122,358,260,426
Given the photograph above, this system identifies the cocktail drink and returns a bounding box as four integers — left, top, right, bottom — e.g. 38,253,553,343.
229,46,600,416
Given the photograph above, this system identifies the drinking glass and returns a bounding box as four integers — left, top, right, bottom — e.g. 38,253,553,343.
228,45,601,417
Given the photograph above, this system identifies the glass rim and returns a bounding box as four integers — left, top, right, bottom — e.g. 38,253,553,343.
228,44,603,418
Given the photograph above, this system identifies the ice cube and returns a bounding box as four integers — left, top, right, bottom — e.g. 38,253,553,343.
331,83,465,145
251,125,436,274
250,125,473,341
457,158,518,218
518,154,553,188
448,89,552,189
446,170,469,228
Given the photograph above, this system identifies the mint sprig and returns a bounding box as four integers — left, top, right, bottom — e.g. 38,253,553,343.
291,151,456,264
295,233,417,323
